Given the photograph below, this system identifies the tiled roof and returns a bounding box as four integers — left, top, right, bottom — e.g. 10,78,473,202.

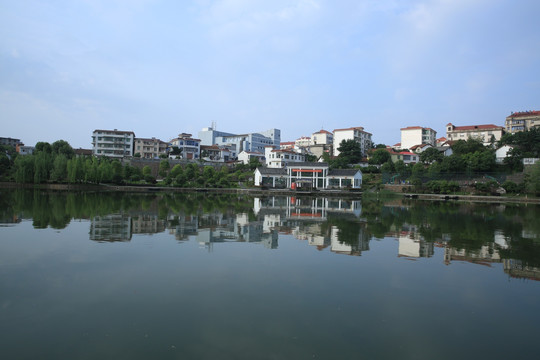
256,167,287,175
328,169,361,176
94,129,135,135
507,110,540,118
287,162,328,167
450,124,503,131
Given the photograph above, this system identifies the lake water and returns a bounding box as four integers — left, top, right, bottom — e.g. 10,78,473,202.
1,190,539,359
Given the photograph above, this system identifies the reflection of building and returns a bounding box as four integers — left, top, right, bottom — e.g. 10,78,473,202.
503,259,540,281
168,214,198,241
330,225,370,256
397,224,434,258
398,238,434,258
90,214,132,242
131,215,166,234
444,244,501,266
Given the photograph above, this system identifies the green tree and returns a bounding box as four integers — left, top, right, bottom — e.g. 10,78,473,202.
451,138,486,155
51,140,74,158
159,159,170,178
51,154,68,182
526,162,540,195
420,147,443,164
14,155,35,183
369,149,391,165
34,151,52,183
337,139,362,165
35,142,52,154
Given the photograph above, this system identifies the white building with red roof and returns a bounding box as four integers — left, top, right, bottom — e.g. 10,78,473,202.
265,146,305,168
311,129,333,145
446,123,504,146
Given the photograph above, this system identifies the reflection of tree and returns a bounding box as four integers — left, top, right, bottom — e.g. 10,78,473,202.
499,238,540,268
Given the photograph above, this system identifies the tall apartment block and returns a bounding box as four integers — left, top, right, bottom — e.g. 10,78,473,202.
400,126,437,150
333,127,372,157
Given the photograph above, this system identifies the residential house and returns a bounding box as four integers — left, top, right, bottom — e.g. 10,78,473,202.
265,147,305,168
92,129,135,158
200,144,233,162
409,143,432,154
238,150,265,165
311,129,333,145
134,137,168,159
495,145,513,164
446,123,504,146
387,150,420,164
16,144,34,155
169,133,201,160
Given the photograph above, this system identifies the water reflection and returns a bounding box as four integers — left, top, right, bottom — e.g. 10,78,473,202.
1,189,540,280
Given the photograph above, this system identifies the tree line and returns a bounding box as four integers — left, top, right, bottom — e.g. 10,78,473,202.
0,139,259,188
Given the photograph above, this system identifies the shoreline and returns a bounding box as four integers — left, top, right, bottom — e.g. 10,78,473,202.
1,182,539,203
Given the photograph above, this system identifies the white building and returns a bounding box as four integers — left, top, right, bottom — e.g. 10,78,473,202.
311,129,333,145
254,162,362,190
92,129,135,158
446,123,504,146
134,137,168,159
495,145,514,164
198,127,280,155
169,133,201,160
295,136,312,148
333,127,372,157
400,126,437,151
265,146,305,168
238,150,265,165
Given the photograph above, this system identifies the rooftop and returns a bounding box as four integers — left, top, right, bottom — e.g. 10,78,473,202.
507,110,540,118
448,124,503,131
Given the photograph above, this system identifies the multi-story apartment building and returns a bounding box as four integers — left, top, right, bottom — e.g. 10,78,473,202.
265,146,305,168
333,127,372,157
169,133,201,160
198,127,280,155
446,123,504,146
311,129,333,145
92,129,135,158
505,110,540,134
295,136,312,148
400,126,437,150
134,137,168,159
0,137,22,148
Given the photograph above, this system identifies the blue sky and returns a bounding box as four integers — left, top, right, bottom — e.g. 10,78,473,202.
1,0,539,149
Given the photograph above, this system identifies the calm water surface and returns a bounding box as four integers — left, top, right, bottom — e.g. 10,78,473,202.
1,190,539,359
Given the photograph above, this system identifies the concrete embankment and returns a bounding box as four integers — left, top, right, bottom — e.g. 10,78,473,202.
0,182,363,198
402,193,540,204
